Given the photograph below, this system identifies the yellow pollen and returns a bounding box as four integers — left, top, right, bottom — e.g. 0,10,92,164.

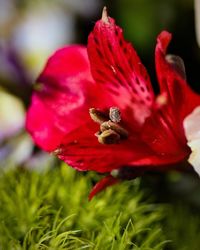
156,94,167,106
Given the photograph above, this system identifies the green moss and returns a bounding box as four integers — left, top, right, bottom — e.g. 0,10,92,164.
1,163,200,249
163,205,200,250
0,163,166,249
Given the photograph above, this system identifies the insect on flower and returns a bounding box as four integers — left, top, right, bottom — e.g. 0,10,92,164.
26,7,200,200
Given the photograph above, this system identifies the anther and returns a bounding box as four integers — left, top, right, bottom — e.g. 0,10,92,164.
89,108,108,124
98,129,120,144
156,93,167,108
89,107,129,144
100,121,128,139
109,107,121,123
111,169,119,178
53,148,62,156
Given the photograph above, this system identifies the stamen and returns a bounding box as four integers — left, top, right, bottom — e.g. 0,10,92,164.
89,107,129,144
98,129,120,144
89,108,108,124
100,121,128,139
109,107,121,123
111,169,119,178
156,94,167,107
53,148,62,156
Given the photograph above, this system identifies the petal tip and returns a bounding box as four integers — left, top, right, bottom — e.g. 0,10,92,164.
101,6,109,24
157,30,172,52
88,175,119,201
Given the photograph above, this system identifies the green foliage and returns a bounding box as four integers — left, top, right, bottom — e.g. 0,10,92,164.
1,164,200,250
0,163,166,250
163,205,200,250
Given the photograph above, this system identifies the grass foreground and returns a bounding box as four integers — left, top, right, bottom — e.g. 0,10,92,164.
0,163,200,250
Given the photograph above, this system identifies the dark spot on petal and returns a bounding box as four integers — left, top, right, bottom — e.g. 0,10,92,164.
76,159,83,164
116,65,124,74
140,86,145,92
128,58,134,70
146,96,151,102
108,42,112,52
146,85,150,92
119,39,123,47
115,29,119,36
78,145,86,149
114,76,123,86
135,78,140,85
68,141,78,146
123,47,127,54
140,100,145,104
94,37,99,45
96,69,104,75
96,48,103,58
131,87,137,94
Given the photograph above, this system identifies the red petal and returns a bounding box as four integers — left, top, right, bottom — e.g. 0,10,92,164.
55,118,181,172
26,46,98,151
56,120,146,172
88,175,119,201
156,31,200,122
26,43,170,172
87,11,155,126
141,105,190,159
128,153,189,167
26,95,64,151
140,31,200,159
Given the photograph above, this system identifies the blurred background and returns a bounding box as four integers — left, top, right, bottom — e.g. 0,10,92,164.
1,0,200,249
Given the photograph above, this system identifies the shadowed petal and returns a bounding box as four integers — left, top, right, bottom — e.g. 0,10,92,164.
156,31,200,123
140,31,200,160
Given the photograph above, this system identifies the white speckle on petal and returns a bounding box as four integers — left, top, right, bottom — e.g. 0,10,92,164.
183,106,200,176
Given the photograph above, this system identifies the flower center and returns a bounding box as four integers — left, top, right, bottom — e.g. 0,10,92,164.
89,107,129,144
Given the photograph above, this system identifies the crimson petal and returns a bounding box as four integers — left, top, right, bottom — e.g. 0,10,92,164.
26,46,97,151
87,8,155,126
56,120,154,172
141,31,200,160
88,175,119,201
156,31,200,122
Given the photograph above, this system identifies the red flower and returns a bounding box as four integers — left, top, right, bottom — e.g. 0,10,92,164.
26,7,200,199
